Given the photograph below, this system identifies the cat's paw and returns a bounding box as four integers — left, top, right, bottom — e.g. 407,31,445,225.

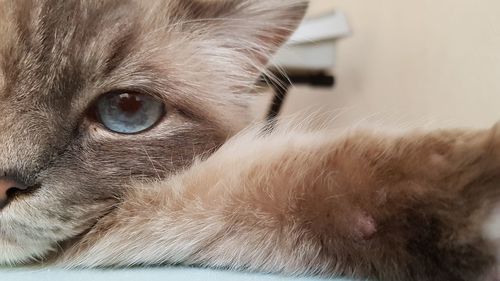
427,123,500,281
331,124,500,281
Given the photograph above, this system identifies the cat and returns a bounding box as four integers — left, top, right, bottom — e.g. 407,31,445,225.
0,0,499,280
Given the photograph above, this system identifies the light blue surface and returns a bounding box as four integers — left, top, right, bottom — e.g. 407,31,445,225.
0,267,351,281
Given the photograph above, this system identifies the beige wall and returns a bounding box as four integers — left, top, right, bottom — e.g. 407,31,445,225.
306,0,335,17
281,0,500,128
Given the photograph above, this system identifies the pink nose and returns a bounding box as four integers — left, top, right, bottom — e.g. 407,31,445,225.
0,177,27,209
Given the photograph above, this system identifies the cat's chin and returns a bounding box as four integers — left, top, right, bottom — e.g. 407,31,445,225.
0,239,52,266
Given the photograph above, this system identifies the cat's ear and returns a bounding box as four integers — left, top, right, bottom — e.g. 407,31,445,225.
184,0,309,76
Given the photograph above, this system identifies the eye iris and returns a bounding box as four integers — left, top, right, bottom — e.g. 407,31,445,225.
95,92,164,134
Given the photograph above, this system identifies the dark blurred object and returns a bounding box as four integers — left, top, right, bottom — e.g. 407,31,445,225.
261,11,350,121
261,72,335,121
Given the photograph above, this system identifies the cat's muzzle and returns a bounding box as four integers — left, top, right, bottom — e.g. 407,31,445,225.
0,176,29,210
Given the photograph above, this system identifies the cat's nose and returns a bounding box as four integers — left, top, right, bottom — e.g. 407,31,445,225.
0,176,28,209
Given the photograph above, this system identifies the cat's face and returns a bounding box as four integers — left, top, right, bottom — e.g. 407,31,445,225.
0,0,307,264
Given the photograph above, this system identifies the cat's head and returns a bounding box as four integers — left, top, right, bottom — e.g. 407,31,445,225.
0,0,307,264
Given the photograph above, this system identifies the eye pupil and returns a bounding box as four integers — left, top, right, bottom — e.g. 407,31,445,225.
118,93,143,115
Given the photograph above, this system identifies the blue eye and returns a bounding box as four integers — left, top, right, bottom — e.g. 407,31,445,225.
94,92,165,134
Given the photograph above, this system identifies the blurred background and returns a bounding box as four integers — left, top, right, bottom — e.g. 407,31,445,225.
256,0,500,129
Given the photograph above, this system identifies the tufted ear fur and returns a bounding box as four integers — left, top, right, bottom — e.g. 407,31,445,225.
176,0,309,81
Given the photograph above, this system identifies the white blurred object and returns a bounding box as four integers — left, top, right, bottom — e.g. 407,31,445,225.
272,11,351,71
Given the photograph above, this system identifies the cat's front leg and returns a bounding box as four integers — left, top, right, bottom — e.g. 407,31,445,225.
58,125,500,281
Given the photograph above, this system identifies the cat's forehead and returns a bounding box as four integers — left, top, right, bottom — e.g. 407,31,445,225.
0,0,141,100
0,0,226,111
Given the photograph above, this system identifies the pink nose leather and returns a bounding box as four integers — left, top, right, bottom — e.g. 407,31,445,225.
0,177,27,208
